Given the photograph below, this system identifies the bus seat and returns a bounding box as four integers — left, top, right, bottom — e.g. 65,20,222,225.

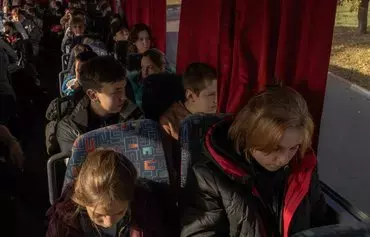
179,114,229,187
63,119,175,191
58,70,70,97
61,53,69,71
292,222,370,237
47,152,70,205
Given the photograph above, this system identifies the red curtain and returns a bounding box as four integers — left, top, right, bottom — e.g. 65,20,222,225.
123,0,167,52
177,0,337,148
111,0,117,14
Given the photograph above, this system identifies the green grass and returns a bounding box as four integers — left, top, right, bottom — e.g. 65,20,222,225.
167,0,181,5
329,3,370,89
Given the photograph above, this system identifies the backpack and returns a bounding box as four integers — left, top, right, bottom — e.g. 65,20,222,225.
45,93,82,155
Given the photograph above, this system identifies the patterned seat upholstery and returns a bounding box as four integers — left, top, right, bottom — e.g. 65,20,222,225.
179,114,229,187
64,119,171,188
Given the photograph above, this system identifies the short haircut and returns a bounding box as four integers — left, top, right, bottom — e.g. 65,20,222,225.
79,56,126,91
4,21,16,30
71,44,92,57
75,51,98,63
183,62,217,95
70,9,85,17
228,87,314,158
142,48,165,69
70,16,85,27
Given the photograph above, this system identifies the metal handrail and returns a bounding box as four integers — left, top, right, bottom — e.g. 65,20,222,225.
47,152,70,205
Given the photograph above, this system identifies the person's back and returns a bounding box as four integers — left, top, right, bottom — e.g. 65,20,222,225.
46,149,171,237
56,56,143,154
180,87,332,237
160,62,218,140
0,48,16,126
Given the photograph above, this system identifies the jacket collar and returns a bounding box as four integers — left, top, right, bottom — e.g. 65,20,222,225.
70,95,141,128
204,117,317,183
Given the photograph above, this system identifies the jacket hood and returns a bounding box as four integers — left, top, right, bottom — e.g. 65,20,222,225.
204,117,318,183
204,117,254,182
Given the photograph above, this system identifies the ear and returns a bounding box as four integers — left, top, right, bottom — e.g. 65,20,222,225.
185,89,197,103
86,89,99,102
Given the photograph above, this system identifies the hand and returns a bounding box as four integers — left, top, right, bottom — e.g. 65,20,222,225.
9,141,25,171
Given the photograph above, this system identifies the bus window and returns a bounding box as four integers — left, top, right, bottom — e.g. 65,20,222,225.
166,0,181,68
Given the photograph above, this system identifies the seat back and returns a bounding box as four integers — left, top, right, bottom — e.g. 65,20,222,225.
179,114,229,187
61,53,69,71
64,120,172,189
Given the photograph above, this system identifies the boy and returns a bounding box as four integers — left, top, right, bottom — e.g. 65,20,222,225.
56,56,143,153
160,62,217,140
62,15,86,53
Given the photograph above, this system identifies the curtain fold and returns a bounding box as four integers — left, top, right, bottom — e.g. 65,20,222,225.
176,0,337,148
123,0,167,52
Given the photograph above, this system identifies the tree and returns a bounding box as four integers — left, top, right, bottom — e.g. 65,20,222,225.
338,0,369,34
357,0,369,33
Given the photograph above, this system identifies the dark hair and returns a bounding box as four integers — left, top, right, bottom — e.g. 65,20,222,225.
70,16,85,27
70,9,85,17
76,51,98,63
79,56,126,91
142,48,165,69
183,62,218,95
142,73,185,121
3,21,16,30
114,40,130,65
71,44,92,57
128,23,152,52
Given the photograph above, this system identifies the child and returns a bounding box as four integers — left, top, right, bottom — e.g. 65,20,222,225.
62,50,97,96
181,87,330,237
56,56,143,153
47,149,171,236
160,62,217,140
62,16,86,53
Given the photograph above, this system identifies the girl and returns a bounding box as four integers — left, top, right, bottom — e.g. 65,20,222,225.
181,87,331,237
127,48,167,107
128,23,152,54
47,149,171,237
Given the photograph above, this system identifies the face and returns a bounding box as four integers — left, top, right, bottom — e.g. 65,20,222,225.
141,56,163,79
251,128,303,172
75,60,82,80
187,79,218,113
135,30,151,54
71,24,85,36
88,80,127,114
86,200,129,228
114,29,129,41
11,12,20,22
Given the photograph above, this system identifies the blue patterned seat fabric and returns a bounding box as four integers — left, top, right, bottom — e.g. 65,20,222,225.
64,119,170,188
179,113,229,187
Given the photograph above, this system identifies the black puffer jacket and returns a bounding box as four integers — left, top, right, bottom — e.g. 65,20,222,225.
181,119,330,237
